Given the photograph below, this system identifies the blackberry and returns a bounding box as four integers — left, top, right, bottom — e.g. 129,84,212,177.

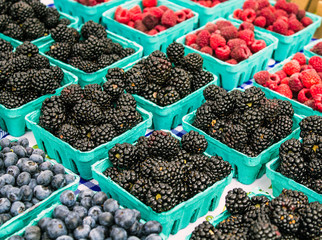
104,167,121,180
51,66,64,83
311,179,322,194
81,35,104,60
273,99,294,118
299,115,322,138
225,188,251,215
140,157,161,177
208,94,235,117
184,53,203,71
239,108,265,133
15,41,38,57
81,20,106,39
243,195,270,225
222,124,248,152
279,152,306,182
3,23,23,40
10,55,30,72
42,7,60,29
269,115,293,141
96,54,115,69
203,85,227,101
249,214,282,240
0,90,26,109
271,206,300,233
302,134,322,160
91,124,117,146
0,39,13,52
135,136,149,161
235,87,265,111
72,137,95,152
167,68,191,98
181,131,208,154
39,96,66,131
60,84,84,105
48,42,71,62
308,158,322,179
281,234,299,240
29,54,50,70
108,143,137,169
10,2,34,23
206,156,232,181
0,51,15,61
191,70,214,91
130,63,147,79
84,88,112,110
145,56,172,84
51,24,79,43
186,170,212,195
208,119,229,142
22,18,45,40
130,178,151,202
113,169,138,192
150,160,181,184
5,72,30,94
0,14,11,32
280,189,309,210
69,57,98,73
147,131,180,159
166,42,185,66
32,68,60,94
193,103,216,131
216,214,246,235
157,86,180,106
124,69,147,95
0,61,14,83
259,98,281,124
71,43,83,58
111,42,123,54
29,0,47,19
242,146,258,157
116,93,136,111
101,38,114,54
73,99,104,124
250,127,275,153
56,123,79,144
141,83,161,104
103,78,125,100
120,48,135,59
0,1,10,15
106,67,125,81
190,221,218,240
150,50,168,60
279,138,302,157
111,108,141,134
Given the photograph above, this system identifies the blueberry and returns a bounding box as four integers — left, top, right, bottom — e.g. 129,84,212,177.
0,138,11,149
57,236,73,240
81,197,92,209
128,221,143,236
103,199,119,213
24,225,41,240
25,147,34,157
31,197,40,205
7,187,22,202
34,185,52,200
1,185,13,197
36,170,53,186
0,213,11,224
10,201,25,216
132,209,141,221
4,152,18,168
145,234,162,240
8,236,23,240
0,159,4,169
64,174,75,185
78,189,94,202
17,138,29,148
24,201,33,209
74,224,91,239
51,174,66,190
32,149,45,159
88,206,102,222
20,185,33,202
73,206,88,219
21,160,38,175
38,217,52,231
53,205,70,220
47,219,68,239
60,190,76,207
17,172,31,187
39,161,52,171
128,236,140,240
11,142,17,146
110,226,127,240
89,227,105,240
12,145,27,158
7,166,20,178
0,198,11,213
142,221,162,235
64,211,81,230
28,178,37,190
114,209,136,230
96,225,108,237
98,212,114,226
16,158,28,170
29,154,44,164
92,192,108,206
0,177,5,189
53,164,65,175
2,173,15,185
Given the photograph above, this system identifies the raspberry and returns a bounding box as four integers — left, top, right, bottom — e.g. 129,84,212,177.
204,23,217,33
275,70,287,81
216,20,233,31
243,0,258,10
142,14,158,30
280,77,290,85
287,30,295,36
301,69,321,88
250,40,266,53
148,7,164,19
147,29,158,35
190,43,200,50
311,42,322,56
143,8,151,13
159,5,168,12
287,2,299,15
275,0,289,12
309,56,322,72
143,0,157,8
131,13,143,21
265,73,281,89
273,19,288,35
301,17,313,27
260,7,276,26
230,45,251,62
196,30,211,48
315,100,322,111
183,9,194,19
134,20,148,32
288,13,297,21
185,33,197,46
175,10,186,23
215,45,231,61
115,6,123,17
238,29,255,46
276,84,293,99
298,88,312,103
301,64,314,72
127,21,135,27
155,25,166,32
161,9,177,27
292,53,306,65
209,33,226,50
220,26,238,41
129,5,142,15
233,9,243,19
254,16,266,28
239,22,255,31
240,9,256,23
257,0,270,9
254,71,270,85
227,39,246,50
200,46,213,55
277,16,288,24
304,99,316,108
283,60,301,76
266,25,274,31
115,8,131,24
289,19,304,33
318,72,322,80
310,84,322,101
289,73,304,92
226,59,238,64
297,9,306,20
274,9,288,19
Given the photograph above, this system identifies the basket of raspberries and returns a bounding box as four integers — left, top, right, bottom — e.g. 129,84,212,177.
92,130,233,237
254,52,322,116
0,40,78,137
182,85,302,185
101,0,198,55
266,115,322,201
176,18,278,90
40,20,142,87
189,188,322,240
8,190,164,240
0,0,77,47
122,42,217,130
231,0,321,61
304,38,322,58
25,81,152,180
0,137,79,239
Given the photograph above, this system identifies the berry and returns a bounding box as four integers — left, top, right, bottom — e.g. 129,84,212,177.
311,84,322,101
301,16,313,27
273,20,288,35
311,42,322,56
254,71,270,85
300,69,321,88
283,60,301,76
309,56,322,72
196,30,210,48
181,131,208,154
161,9,177,27
231,45,251,62
143,0,157,8
292,52,306,65
298,88,312,103
238,29,255,45
225,188,251,214
209,33,226,50
289,73,303,92
215,45,231,61
250,39,266,53
254,16,266,27
185,33,197,46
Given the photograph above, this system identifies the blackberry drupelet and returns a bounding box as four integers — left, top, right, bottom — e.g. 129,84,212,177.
147,131,180,159
60,84,84,105
166,42,185,66
203,85,227,101
157,86,180,106
269,115,293,141
141,83,161,104
181,130,208,154
190,221,218,240
108,143,137,169
56,123,79,144
103,78,125,100
191,70,214,91
91,124,117,146
222,124,248,152
302,134,322,160
250,127,275,153
249,214,282,240
145,56,172,85
81,20,107,39
167,68,191,98
225,188,251,215
299,115,322,138
39,96,66,131
47,42,71,62
15,41,38,57
279,152,306,182
73,99,103,125
184,53,203,71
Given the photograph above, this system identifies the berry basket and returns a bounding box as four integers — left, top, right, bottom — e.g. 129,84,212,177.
25,105,152,180
92,132,234,238
253,54,322,118
304,39,322,58
39,29,143,87
176,18,278,91
0,12,78,48
266,157,322,203
167,0,244,27
228,1,322,62
101,0,199,55
0,69,78,137
54,0,127,25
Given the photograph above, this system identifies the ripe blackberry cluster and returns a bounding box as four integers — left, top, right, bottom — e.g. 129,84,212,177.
0,0,70,41
0,41,64,109
193,85,295,156
124,42,214,107
191,188,322,240
38,83,142,152
45,21,136,73
103,130,232,213
277,115,322,194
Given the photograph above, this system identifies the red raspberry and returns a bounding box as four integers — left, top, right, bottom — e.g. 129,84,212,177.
240,9,256,23
216,20,233,31
297,9,306,21
210,33,226,50
190,43,200,50
161,9,177,27
220,26,238,41
311,41,322,56
211,1,221,7
257,0,270,9
301,64,314,72
292,53,306,65
227,39,246,50
275,70,287,81
143,0,157,8
238,29,255,46
226,59,238,64
183,9,194,19
283,60,301,76
289,19,304,33
148,7,164,19
204,23,217,33
115,6,123,16
288,13,297,21
266,25,274,31
254,16,266,28
233,9,243,19
309,56,322,72
275,0,288,12
301,69,321,88
115,8,131,24
311,84,322,101
143,8,151,13
305,99,316,109
274,9,288,19
185,34,197,46
243,0,258,10
159,5,168,12
231,45,251,62
260,7,276,26
127,21,135,28
215,45,231,61
129,5,142,15
196,30,211,48
142,14,158,30
315,100,322,112
147,29,158,35
318,72,322,80
239,22,255,31
298,88,312,103
200,46,213,55
287,2,299,15
277,16,288,24
254,71,270,85
276,84,293,99
131,13,143,21
273,19,288,35
155,25,167,32
280,77,290,85
250,40,266,53
289,73,304,92
301,17,313,27
287,30,295,36
265,73,281,88
134,20,148,32
175,10,186,23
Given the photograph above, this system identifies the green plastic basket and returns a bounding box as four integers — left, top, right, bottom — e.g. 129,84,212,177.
39,29,143,87
228,1,322,62
0,12,78,48
101,0,199,55
266,158,322,203
0,159,80,239
167,0,244,27
54,0,126,25
304,39,322,58
92,132,233,238
0,69,78,137
176,18,279,91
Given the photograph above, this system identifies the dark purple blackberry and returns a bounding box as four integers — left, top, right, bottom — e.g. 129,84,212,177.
240,108,265,133
69,57,98,73
0,90,26,109
84,87,112,111
113,169,138,192
39,96,66,131
249,214,282,240
216,214,246,235
71,43,83,58
208,93,235,117
111,42,123,55
268,115,293,141
0,38,13,52
141,83,161,104
96,54,116,69
189,154,209,172
279,138,302,157
250,127,275,153
106,67,125,81
181,130,208,154
73,99,104,125
80,20,106,39
3,23,23,40
208,119,229,142
29,0,47,19
50,66,64,83
271,206,300,234
193,103,216,132
108,143,137,169
72,137,95,152
60,84,84,105
147,131,180,159
130,177,151,203
81,35,104,60
145,56,172,85
259,98,281,124
29,54,50,70
120,48,135,59
47,42,72,62
191,70,214,91
111,107,141,134
51,24,79,43
56,123,79,144
279,152,306,182
102,78,125,100
190,221,218,240
308,158,322,179
157,86,180,106
280,189,309,210
91,124,117,146
42,7,60,29
116,93,136,112
183,53,203,71
299,115,322,138
242,146,258,157
31,68,60,94
167,68,191,98
104,167,121,180
0,61,14,83
203,84,227,101
166,42,185,66
150,160,181,184
124,69,147,95
273,99,294,118
235,87,265,111
10,2,34,23
310,179,322,194
222,124,248,152
302,134,322,160
22,17,45,40
243,195,270,225
5,72,30,94
150,50,167,60
206,156,232,181
225,188,251,215
135,136,149,161
15,41,38,57
186,170,212,195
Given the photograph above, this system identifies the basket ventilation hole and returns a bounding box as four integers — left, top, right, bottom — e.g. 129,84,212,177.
170,219,180,235
70,159,79,174
55,150,62,163
209,197,217,211
190,208,200,222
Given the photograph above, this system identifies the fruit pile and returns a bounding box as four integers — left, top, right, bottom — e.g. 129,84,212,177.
311,40,322,56
185,19,267,64
114,0,194,35
0,0,71,41
233,0,313,36
0,138,76,226
45,21,135,73
8,190,163,240
0,41,65,109
104,130,232,213
277,116,322,194
190,0,228,8
191,188,322,239
254,53,322,113
124,42,214,106
193,86,295,157
76,0,112,7
39,82,142,152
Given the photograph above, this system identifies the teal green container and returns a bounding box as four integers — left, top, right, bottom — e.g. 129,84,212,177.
0,69,78,137
0,12,78,48
25,106,152,180
39,29,143,87
101,0,199,55
266,158,322,203
176,18,279,91
54,0,126,25
228,2,322,62
253,54,322,118
167,0,244,27
92,132,233,237
0,159,80,239
304,39,322,58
